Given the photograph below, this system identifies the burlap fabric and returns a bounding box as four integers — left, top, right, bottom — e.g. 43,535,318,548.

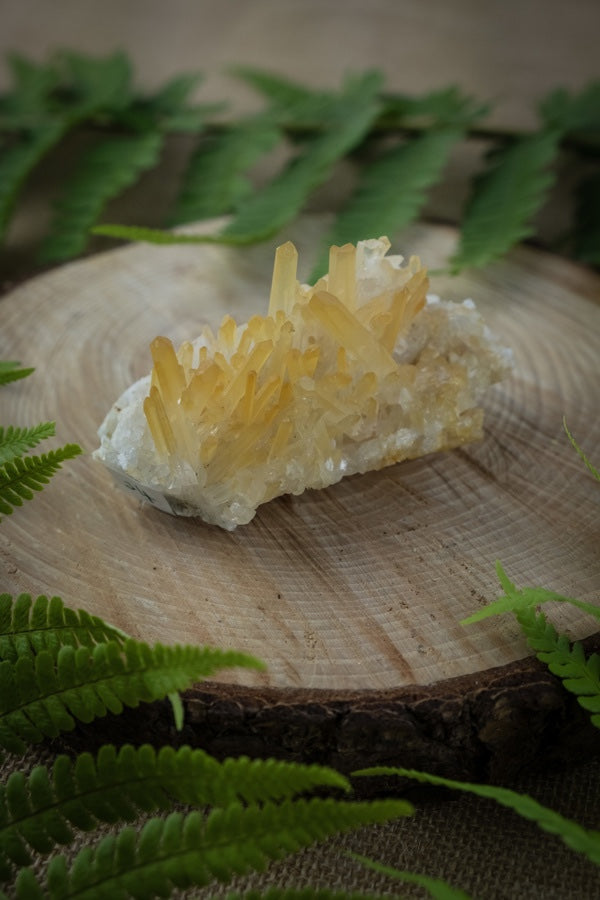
2,743,598,899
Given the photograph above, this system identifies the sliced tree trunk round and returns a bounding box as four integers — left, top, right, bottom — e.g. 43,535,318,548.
2,216,599,779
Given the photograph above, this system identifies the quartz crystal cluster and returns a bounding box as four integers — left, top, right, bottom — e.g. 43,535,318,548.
94,238,513,529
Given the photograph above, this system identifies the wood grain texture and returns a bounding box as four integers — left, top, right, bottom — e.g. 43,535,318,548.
57,633,600,781
1,217,599,773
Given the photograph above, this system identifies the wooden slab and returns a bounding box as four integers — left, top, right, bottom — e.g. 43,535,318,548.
2,217,599,777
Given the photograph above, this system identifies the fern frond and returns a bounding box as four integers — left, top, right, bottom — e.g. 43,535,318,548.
514,607,600,728
99,75,383,251
0,444,82,518
350,854,472,900
38,131,163,262
0,423,55,465
0,743,350,875
0,639,264,755
461,562,600,625
462,566,600,727
171,117,281,225
216,71,383,246
450,129,560,271
19,798,411,898
354,767,600,868
311,127,462,279
0,52,133,243
0,593,126,662
0,363,35,387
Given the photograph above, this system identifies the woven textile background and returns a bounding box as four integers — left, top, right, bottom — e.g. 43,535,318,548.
2,746,598,899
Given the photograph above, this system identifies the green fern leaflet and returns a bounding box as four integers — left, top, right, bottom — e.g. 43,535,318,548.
54,49,134,117
0,639,264,755
14,798,411,899
0,362,34,387
515,607,600,728
0,743,351,877
462,562,600,625
0,423,55,465
0,52,58,122
311,126,463,279
171,116,281,225
217,71,384,245
111,71,383,251
0,593,127,662
354,767,600,867
539,81,600,138
379,85,488,130
350,854,472,899
38,131,163,262
2,52,600,269
462,567,600,726
0,444,82,518
450,129,560,271
232,66,338,127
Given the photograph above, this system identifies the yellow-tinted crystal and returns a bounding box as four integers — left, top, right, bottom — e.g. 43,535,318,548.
328,243,357,310
144,237,430,485
268,241,299,317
